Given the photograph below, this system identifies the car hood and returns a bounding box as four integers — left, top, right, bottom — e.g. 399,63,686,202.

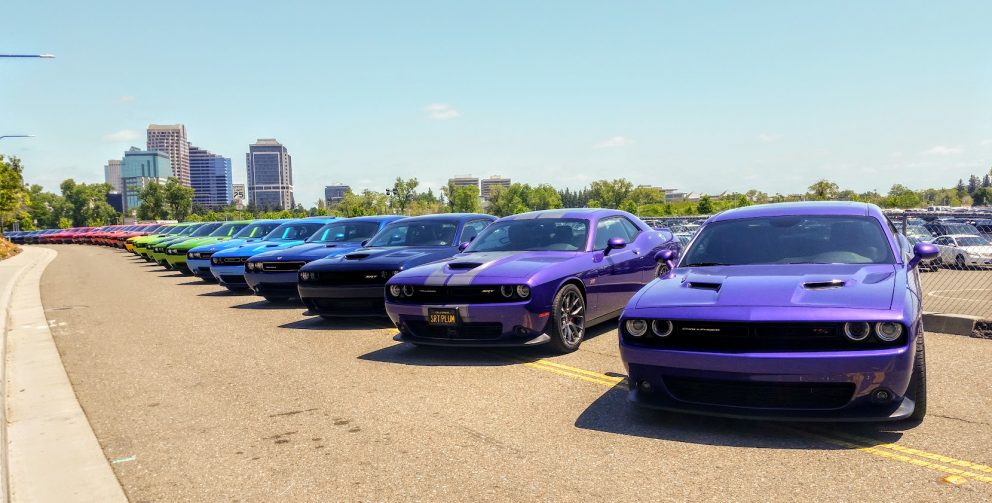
248,242,364,262
635,264,897,310
189,238,263,254
303,246,457,272
213,239,306,258
170,236,231,250
396,251,581,281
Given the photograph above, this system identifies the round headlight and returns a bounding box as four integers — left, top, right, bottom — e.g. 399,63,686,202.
299,271,309,281
389,285,402,297
651,320,674,337
515,285,530,298
625,319,648,337
843,322,871,341
402,284,415,297
875,322,903,342
500,285,514,298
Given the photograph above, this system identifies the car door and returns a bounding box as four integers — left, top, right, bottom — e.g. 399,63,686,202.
587,217,642,318
933,237,953,261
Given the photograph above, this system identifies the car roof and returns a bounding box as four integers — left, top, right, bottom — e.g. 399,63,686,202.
942,234,983,239
386,213,493,223
501,208,624,221
708,201,877,223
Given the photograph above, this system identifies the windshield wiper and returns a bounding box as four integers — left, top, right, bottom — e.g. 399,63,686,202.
683,262,728,267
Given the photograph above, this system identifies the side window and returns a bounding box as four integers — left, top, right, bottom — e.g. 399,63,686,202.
594,217,631,250
619,218,642,241
934,237,949,246
460,219,490,243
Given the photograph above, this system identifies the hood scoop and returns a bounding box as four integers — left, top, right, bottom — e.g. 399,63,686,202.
447,262,483,270
345,253,370,260
686,281,722,291
324,244,337,248
803,279,846,290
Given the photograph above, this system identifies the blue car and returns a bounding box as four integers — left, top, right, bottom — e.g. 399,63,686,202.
187,220,285,280
210,218,337,291
244,215,406,302
298,213,495,318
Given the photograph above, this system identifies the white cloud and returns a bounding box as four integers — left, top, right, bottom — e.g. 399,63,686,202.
980,139,992,146
117,95,136,103
102,129,140,142
921,145,963,155
757,133,782,143
593,136,635,148
424,103,460,120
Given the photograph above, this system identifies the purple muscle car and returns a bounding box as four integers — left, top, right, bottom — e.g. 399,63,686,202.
619,202,939,422
385,209,680,352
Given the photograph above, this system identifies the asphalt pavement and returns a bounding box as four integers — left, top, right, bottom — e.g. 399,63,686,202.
40,245,992,501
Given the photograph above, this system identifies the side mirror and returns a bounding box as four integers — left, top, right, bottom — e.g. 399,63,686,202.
361,239,369,247
654,249,677,270
908,242,939,270
604,237,626,255
458,241,471,252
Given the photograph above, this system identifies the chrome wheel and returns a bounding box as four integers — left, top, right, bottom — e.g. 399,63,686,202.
559,290,585,345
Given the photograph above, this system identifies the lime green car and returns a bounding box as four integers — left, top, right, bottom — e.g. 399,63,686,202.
164,220,252,272
131,224,183,259
148,223,207,266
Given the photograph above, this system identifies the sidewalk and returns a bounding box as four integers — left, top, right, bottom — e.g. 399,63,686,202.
1,247,126,503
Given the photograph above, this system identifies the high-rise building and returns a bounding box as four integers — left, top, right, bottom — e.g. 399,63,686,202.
189,145,233,208
324,184,350,205
146,124,190,186
246,138,294,210
448,175,480,190
480,175,511,199
104,159,123,192
120,147,172,213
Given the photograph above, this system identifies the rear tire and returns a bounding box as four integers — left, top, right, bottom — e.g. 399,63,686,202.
907,332,927,422
955,255,966,270
547,284,586,353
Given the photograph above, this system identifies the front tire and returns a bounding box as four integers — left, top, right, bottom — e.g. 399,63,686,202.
955,255,967,270
655,261,671,278
547,284,586,353
907,333,927,422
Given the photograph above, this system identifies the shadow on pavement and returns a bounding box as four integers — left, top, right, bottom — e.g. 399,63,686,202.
232,299,302,310
198,289,249,297
358,342,550,367
178,280,214,286
574,385,906,449
280,316,394,331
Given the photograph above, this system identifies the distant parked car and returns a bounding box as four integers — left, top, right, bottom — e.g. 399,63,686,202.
923,222,981,238
902,225,939,272
931,234,992,269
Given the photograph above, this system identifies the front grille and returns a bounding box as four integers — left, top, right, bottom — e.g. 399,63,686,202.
662,376,855,409
220,274,247,285
213,256,247,265
303,270,395,286
404,321,503,340
259,261,307,272
390,285,523,304
622,321,903,352
190,251,215,259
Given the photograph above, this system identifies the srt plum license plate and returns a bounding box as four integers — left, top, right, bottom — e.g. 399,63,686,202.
427,308,458,326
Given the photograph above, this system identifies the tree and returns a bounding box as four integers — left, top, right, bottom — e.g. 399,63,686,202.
61,179,118,226
973,187,992,206
526,184,563,211
983,174,991,189
956,179,968,199
335,189,389,217
388,177,419,214
442,183,482,213
745,190,769,204
588,178,634,208
0,155,30,231
164,177,195,221
487,184,530,217
883,184,922,208
696,195,714,214
559,188,591,208
137,180,169,220
968,175,980,194
807,179,840,201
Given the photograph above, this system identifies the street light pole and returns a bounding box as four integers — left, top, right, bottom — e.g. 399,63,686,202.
0,54,55,58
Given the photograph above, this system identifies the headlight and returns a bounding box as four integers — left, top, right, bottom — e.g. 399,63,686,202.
625,319,648,337
389,285,402,297
651,320,673,337
875,322,903,342
515,285,530,298
500,285,514,298
843,322,871,341
299,271,311,281
402,284,415,297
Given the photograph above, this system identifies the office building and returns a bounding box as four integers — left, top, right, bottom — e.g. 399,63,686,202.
448,175,480,191
480,175,511,199
147,124,190,186
189,145,233,208
246,138,294,210
104,159,122,192
120,147,172,213
324,184,350,205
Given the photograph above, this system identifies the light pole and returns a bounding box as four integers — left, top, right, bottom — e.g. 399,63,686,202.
0,54,55,59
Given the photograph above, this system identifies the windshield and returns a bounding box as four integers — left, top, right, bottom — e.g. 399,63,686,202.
263,222,326,241
209,222,248,238
367,221,458,247
957,236,991,247
175,225,198,236
232,222,281,239
934,223,980,235
904,226,931,239
189,223,222,237
306,221,380,243
143,225,163,233
681,215,896,266
467,219,588,252
161,226,182,235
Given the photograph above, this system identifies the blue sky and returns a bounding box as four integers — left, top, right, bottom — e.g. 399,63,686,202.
3,1,991,205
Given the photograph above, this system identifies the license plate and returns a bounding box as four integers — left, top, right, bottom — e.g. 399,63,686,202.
427,308,458,326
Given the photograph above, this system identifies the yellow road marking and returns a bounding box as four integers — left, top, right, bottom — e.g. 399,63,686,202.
523,361,623,388
825,430,992,475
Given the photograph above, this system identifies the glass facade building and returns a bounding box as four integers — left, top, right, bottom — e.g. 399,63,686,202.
189,145,233,208
324,184,350,205
120,147,172,213
246,139,294,210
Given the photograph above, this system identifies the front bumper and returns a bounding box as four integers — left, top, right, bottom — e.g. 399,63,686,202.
298,284,387,317
210,264,249,289
245,271,301,298
386,301,551,347
165,253,188,269
620,342,916,421
187,258,214,279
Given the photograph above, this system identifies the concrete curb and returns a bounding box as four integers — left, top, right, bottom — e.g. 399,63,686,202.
923,312,984,337
2,247,127,502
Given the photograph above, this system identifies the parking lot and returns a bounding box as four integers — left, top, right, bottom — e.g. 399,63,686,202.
41,245,992,501
921,269,992,319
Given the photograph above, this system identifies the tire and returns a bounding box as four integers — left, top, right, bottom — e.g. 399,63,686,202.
907,332,927,422
655,261,671,278
955,255,966,270
547,284,586,353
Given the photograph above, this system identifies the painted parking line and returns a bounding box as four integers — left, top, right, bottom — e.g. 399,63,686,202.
515,355,991,486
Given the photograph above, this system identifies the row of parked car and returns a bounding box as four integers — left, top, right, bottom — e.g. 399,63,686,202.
899,220,992,271
13,201,942,423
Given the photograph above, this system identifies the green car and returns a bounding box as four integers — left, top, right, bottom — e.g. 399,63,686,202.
164,220,252,272
131,224,183,259
148,223,208,266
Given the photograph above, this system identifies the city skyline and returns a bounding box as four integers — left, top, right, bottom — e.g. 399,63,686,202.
3,1,992,206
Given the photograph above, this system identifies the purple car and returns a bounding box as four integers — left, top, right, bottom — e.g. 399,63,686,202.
385,209,680,352
619,202,939,422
